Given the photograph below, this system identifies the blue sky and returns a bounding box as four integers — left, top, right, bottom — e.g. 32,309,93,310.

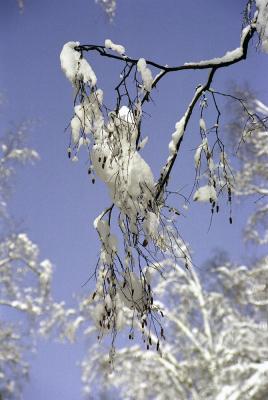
1,1,268,398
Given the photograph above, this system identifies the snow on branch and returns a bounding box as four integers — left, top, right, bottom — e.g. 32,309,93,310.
60,3,267,356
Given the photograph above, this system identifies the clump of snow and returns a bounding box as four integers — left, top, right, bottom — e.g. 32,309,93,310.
199,117,206,132
137,58,153,92
168,116,186,155
91,105,157,236
94,218,118,265
70,89,104,146
143,211,159,239
105,39,125,55
60,42,97,86
193,185,217,202
194,141,205,168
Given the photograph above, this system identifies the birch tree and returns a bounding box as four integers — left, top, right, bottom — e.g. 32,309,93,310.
76,97,268,400
0,125,76,399
227,88,268,245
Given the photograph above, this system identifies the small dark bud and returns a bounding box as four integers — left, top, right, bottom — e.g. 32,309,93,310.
67,148,71,158
229,217,233,224
142,239,148,247
92,178,95,184
216,205,219,213
156,341,160,351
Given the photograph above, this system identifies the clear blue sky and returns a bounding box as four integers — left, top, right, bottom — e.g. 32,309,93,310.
1,1,268,399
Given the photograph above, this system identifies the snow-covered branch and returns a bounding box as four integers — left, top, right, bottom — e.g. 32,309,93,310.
60,0,268,355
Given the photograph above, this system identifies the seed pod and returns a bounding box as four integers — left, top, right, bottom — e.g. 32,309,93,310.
142,239,148,247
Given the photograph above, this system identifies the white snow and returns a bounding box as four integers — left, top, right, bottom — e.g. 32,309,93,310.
105,39,125,55
256,0,268,52
199,117,206,132
143,211,159,239
184,26,251,67
137,58,153,92
91,105,155,227
168,116,186,155
60,41,97,86
193,185,217,202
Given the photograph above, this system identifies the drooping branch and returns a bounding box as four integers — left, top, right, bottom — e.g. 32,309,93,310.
75,23,257,201
60,10,263,355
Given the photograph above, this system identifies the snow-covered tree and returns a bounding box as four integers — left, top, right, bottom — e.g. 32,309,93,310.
227,87,268,245
76,91,268,396
59,0,268,352
0,124,74,399
78,255,268,399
